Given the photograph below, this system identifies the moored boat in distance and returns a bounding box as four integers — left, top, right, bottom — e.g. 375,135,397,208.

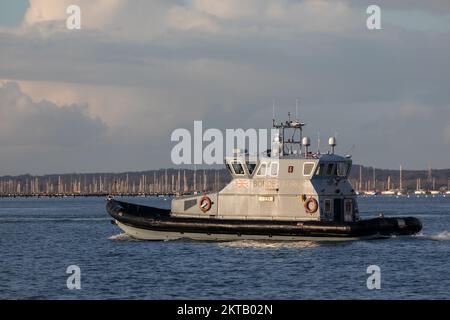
107,114,422,241
414,189,427,195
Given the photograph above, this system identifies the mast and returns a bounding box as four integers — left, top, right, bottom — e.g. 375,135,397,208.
372,168,376,190
359,165,362,191
272,111,305,156
193,165,197,192
428,164,432,188
183,170,187,194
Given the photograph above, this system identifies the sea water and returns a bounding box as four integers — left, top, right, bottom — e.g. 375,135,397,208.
0,196,449,299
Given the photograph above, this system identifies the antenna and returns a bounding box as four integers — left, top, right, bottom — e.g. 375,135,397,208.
345,144,355,156
272,100,275,119
272,100,276,126
317,131,320,154
295,99,299,120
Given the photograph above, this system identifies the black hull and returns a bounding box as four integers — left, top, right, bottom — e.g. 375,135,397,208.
106,199,422,240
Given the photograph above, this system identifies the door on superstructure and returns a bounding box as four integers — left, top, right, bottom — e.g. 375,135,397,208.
333,198,343,222
343,199,354,222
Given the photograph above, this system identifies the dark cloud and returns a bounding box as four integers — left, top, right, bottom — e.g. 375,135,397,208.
0,82,106,148
0,82,106,173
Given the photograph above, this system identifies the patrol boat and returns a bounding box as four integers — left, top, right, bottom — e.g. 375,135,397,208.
106,115,422,241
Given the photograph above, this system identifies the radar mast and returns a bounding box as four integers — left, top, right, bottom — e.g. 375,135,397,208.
272,111,305,156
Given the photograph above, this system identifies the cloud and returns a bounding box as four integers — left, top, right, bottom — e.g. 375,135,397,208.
24,0,121,27
17,0,450,38
20,0,363,37
0,0,449,173
0,81,106,148
22,0,173,40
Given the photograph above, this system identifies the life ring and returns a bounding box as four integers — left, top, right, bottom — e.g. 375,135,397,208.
199,196,212,213
304,197,318,214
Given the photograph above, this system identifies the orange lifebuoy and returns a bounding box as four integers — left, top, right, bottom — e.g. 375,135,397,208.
199,196,212,213
304,197,318,214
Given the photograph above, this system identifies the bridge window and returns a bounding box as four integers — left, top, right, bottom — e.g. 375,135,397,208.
256,163,267,176
270,162,279,176
326,163,335,176
315,162,349,178
303,162,315,176
231,162,245,175
247,162,257,175
337,162,349,177
315,163,325,176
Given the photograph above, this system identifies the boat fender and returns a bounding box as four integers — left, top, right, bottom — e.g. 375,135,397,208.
199,196,212,213
304,197,318,214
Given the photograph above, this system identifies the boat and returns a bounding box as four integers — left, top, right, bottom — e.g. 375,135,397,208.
106,115,422,241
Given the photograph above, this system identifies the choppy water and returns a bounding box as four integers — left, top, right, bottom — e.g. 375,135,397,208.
0,196,449,299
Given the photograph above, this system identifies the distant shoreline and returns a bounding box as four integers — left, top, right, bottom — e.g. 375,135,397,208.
1,165,449,196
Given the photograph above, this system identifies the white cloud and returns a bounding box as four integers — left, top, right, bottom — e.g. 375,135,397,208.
25,0,121,27
23,0,172,40
21,0,362,37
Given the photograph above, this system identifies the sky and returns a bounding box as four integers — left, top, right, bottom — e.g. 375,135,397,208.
0,0,450,175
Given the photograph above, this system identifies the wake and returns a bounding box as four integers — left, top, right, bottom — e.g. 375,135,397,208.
108,233,141,241
414,231,450,241
218,240,319,249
